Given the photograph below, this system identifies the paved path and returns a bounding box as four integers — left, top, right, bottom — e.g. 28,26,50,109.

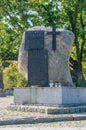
0,96,86,129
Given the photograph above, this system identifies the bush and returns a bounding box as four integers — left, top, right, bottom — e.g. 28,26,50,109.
3,63,28,90
17,73,28,88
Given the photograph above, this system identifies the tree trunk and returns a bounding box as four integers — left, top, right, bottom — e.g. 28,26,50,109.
75,35,85,86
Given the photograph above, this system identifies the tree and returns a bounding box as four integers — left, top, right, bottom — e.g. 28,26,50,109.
0,0,40,62
60,0,86,86
0,0,86,86
0,0,60,63
28,0,60,27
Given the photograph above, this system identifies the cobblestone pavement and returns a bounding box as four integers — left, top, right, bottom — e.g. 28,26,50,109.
0,96,86,128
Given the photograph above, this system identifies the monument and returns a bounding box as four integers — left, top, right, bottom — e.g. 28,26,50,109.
14,26,83,106
14,26,86,106
18,26,74,87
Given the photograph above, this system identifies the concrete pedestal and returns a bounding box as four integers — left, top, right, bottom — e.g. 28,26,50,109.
14,87,86,106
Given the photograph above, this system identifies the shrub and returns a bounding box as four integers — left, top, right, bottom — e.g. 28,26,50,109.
17,73,28,88
3,63,28,90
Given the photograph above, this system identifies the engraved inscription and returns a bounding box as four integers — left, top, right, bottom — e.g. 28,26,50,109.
28,50,48,86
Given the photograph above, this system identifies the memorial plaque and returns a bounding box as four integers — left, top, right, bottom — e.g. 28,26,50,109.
28,50,48,86
25,30,44,50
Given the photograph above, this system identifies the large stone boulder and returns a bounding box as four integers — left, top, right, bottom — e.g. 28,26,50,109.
18,26,75,86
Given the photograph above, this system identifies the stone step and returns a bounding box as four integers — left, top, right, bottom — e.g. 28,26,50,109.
1,112,86,125
8,104,86,114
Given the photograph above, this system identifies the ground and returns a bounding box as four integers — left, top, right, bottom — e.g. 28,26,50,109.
0,96,86,129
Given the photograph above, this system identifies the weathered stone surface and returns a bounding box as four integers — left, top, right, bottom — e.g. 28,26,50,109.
18,26,75,86
14,87,86,105
8,103,86,114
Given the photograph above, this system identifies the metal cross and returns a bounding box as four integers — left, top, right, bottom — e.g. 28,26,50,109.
47,27,61,51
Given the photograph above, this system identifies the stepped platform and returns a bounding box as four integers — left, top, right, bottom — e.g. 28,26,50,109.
0,96,86,125
6,104,86,125
8,104,86,115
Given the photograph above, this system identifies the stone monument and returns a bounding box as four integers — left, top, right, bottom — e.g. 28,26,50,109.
18,26,74,87
14,26,86,106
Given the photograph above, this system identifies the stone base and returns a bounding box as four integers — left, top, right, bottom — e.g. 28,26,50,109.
8,104,86,114
14,87,86,106
0,89,5,97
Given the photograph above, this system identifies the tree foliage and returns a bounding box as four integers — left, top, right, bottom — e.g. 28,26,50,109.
0,0,86,86
60,0,86,86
